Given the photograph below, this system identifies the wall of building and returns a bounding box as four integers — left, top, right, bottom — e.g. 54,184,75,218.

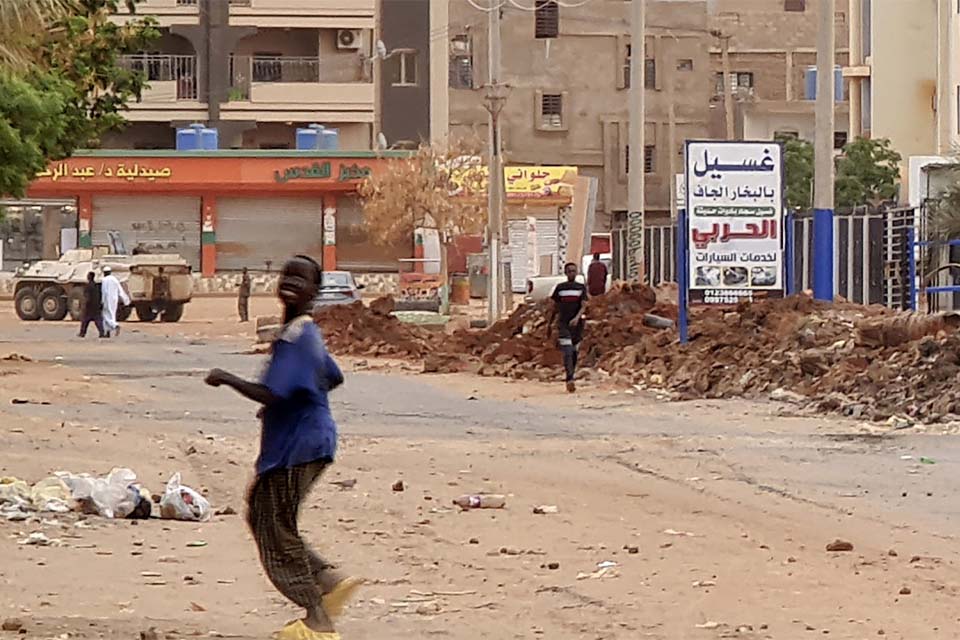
380,0,431,146
869,0,938,190
448,0,710,227
101,123,178,150
240,122,371,150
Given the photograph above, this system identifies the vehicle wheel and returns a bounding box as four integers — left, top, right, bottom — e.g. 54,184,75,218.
14,288,41,321
135,304,158,322
39,286,68,321
161,303,184,322
67,287,84,321
117,304,132,322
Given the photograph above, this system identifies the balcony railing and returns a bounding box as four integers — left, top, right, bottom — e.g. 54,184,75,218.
229,55,325,100
121,54,198,101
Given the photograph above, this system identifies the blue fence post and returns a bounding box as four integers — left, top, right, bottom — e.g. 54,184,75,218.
784,211,795,296
813,207,834,301
677,207,689,344
908,227,917,311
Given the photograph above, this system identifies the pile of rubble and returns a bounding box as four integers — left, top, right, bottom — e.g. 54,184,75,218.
604,295,960,423
315,297,435,359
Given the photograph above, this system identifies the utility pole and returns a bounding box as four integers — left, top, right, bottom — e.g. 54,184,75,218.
667,51,677,220
627,0,645,281
718,32,735,140
813,0,835,302
483,3,507,322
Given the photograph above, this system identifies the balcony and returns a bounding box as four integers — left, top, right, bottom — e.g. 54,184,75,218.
227,0,375,29
224,55,374,122
119,54,207,121
111,0,199,26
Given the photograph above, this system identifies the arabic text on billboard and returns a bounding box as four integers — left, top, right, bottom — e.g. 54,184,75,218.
685,141,784,305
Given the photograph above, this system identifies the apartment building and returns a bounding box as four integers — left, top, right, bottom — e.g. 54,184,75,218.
707,0,850,145
846,0,958,196
446,0,712,228
104,0,378,150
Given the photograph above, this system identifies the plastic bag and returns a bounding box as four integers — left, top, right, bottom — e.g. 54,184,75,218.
30,477,73,513
57,468,141,519
159,473,210,522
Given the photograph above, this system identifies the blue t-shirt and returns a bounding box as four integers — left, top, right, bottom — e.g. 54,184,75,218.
257,316,343,475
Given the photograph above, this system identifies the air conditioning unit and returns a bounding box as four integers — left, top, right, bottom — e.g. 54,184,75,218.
336,29,362,51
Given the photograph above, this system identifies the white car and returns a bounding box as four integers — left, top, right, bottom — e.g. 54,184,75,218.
524,254,613,303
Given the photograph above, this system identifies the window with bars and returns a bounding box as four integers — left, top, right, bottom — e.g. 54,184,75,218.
833,131,848,150
535,0,559,39
784,0,806,11
540,93,564,129
622,47,657,90
390,50,418,86
715,71,754,94
623,145,656,174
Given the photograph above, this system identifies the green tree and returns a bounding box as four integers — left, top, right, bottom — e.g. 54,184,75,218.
780,136,902,212
835,137,902,208
781,136,814,211
0,0,158,197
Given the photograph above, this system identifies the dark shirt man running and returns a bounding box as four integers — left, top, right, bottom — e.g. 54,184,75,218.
549,262,588,393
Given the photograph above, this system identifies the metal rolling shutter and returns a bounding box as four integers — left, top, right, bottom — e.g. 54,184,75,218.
216,197,324,271
507,220,527,292
536,218,559,275
92,196,201,269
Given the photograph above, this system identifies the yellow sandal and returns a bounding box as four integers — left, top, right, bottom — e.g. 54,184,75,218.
273,619,340,640
321,576,364,618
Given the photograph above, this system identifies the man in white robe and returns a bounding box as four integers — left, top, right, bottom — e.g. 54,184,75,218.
101,266,130,337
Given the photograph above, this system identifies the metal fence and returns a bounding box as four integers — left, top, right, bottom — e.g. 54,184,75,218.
229,55,321,99
120,54,198,100
612,207,915,308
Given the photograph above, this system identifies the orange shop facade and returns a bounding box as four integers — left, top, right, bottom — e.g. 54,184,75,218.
27,151,409,277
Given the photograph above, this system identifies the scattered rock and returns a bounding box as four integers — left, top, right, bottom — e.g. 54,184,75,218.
392,480,405,492
546,562,560,570
329,478,357,490
1,618,24,632
826,539,854,552
532,505,558,515
140,628,160,640
215,505,237,516
899,587,912,595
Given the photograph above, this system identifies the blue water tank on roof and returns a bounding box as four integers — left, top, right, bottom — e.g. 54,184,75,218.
176,123,218,150
296,124,340,150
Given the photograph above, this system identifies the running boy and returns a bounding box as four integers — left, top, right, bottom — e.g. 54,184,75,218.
549,262,588,393
205,255,360,640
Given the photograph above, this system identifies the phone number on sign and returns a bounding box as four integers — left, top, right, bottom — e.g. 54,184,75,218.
702,289,753,305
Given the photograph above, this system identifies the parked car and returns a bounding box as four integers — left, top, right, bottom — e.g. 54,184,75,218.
313,271,364,309
524,254,613,303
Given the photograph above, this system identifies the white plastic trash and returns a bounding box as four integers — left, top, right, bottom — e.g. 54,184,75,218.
159,473,211,522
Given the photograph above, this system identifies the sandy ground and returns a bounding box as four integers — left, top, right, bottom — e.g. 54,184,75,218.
1,298,960,639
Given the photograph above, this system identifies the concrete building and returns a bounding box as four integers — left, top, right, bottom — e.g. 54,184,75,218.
106,0,378,150
845,0,959,197
707,0,850,145
445,0,712,228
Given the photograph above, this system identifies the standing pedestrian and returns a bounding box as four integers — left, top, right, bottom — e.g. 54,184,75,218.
586,252,608,297
100,266,130,338
78,272,106,339
238,267,251,323
549,262,588,393
205,255,361,640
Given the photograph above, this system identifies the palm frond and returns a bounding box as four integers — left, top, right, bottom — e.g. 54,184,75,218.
0,0,72,69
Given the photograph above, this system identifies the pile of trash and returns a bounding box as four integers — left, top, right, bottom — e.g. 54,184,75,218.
0,469,210,522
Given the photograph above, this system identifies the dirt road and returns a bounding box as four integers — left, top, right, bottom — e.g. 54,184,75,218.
1,298,959,639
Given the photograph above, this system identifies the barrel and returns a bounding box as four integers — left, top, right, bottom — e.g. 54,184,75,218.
450,274,471,305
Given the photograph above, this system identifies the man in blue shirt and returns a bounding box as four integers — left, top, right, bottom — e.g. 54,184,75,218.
206,255,360,640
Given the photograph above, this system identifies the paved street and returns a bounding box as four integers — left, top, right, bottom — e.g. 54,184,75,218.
2,300,959,638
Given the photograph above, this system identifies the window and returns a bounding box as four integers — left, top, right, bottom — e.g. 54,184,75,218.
645,58,656,89
644,145,655,174
390,50,418,86
715,71,754,94
540,92,564,129
535,0,559,39
774,130,800,141
784,0,806,11
622,44,631,88
449,35,473,89
833,131,848,150
677,58,694,72
624,144,630,174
